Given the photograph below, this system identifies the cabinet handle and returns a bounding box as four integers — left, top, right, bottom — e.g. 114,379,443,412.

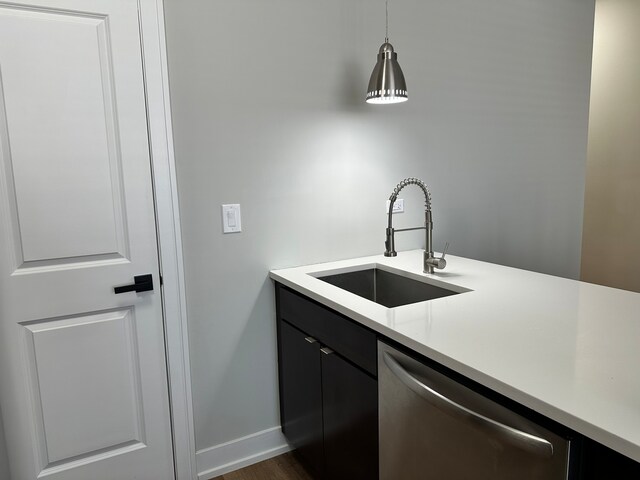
304,337,317,344
320,347,334,355
383,352,554,458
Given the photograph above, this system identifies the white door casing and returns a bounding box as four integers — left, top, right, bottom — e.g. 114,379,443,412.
137,0,197,477
0,0,179,478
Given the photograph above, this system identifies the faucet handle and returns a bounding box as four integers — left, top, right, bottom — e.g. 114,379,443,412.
427,242,449,270
440,242,449,259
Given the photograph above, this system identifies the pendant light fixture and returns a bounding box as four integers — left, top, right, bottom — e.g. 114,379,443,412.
366,0,408,104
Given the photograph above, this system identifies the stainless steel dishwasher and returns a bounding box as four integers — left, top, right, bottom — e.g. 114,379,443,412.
378,342,571,479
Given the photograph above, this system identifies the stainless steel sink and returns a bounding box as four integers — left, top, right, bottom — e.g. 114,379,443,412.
317,267,462,308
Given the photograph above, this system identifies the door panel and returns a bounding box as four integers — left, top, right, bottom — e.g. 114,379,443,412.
24,309,143,467
0,1,174,479
0,5,127,265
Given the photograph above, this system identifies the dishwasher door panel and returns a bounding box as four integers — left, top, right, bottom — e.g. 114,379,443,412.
378,342,570,480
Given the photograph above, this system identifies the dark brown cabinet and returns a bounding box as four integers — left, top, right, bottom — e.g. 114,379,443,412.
276,284,378,480
579,439,640,479
321,349,377,480
279,320,324,475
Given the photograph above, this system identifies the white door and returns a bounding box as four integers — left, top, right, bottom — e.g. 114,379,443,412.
0,1,175,479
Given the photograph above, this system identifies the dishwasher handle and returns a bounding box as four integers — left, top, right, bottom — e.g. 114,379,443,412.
383,352,554,458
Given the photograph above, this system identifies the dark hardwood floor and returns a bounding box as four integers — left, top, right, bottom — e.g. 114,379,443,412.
210,452,313,480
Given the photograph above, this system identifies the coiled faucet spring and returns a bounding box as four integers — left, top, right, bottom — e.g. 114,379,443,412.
384,177,447,274
388,177,432,212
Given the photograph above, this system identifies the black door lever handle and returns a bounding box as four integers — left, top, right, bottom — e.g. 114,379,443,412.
114,274,154,294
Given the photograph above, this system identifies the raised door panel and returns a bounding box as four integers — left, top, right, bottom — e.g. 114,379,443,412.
23,310,144,468
0,0,157,289
0,5,127,267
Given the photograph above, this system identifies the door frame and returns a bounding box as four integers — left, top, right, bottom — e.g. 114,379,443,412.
139,1,196,479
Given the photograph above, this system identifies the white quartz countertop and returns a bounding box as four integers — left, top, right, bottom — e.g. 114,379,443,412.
270,250,640,462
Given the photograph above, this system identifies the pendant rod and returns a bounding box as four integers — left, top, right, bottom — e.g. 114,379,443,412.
385,0,389,41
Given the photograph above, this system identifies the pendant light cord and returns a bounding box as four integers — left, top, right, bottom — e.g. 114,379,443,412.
385,0,389,42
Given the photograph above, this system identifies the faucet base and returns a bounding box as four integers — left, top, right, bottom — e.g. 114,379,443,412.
384,251,397,257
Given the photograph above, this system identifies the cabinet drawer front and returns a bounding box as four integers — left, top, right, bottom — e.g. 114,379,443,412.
279,286,377,376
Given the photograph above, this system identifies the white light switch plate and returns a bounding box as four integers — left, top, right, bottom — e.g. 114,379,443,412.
385,198,404,214
222,204,242,233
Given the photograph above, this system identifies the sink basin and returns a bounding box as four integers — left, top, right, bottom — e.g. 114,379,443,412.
316,267,463,308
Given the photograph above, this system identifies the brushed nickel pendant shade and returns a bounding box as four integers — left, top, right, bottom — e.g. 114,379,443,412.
366,1,408,104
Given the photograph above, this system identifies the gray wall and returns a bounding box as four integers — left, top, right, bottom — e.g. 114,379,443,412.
0,407,9,479
163,0,594,451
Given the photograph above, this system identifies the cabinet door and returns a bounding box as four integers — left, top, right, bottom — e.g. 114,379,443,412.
322,349,378,480
279,320,324,476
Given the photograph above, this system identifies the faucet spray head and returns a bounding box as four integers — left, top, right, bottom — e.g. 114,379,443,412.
384,227,397,256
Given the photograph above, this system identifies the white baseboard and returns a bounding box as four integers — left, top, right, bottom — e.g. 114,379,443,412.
196,426,291,480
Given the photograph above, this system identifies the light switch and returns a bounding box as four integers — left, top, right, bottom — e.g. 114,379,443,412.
385,198,404,214
222,204,242,233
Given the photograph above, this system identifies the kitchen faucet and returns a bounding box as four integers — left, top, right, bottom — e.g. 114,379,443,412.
384,177,448,274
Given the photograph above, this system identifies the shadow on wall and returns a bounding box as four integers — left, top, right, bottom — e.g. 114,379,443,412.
340,59,369,110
